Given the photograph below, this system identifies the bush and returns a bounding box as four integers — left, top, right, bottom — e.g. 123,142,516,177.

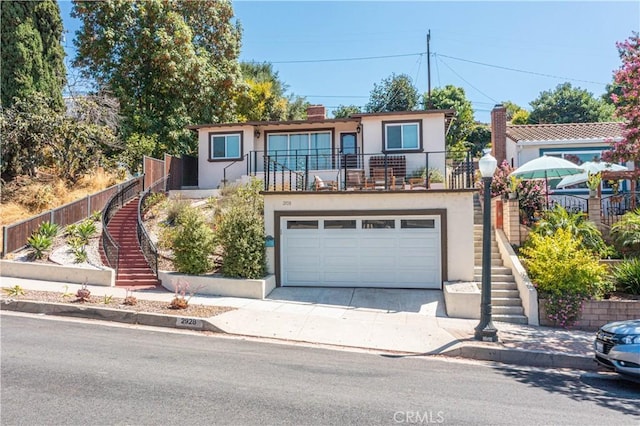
531,204,611,257
215,179,266,279
611,258,640,295
165,198,190,225
171,206,215,274
610,209,640,257
520,228,609,326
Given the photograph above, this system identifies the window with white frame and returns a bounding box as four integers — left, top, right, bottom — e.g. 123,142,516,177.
209,132,241,160
383,121,420,152
267,131,332,170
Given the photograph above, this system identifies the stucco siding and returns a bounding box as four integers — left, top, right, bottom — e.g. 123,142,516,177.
263,191,475,286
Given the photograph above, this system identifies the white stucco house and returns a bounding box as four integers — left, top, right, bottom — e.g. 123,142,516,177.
188,105,479,290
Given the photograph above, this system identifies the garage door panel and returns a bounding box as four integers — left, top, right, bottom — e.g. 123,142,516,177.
281,216,441,288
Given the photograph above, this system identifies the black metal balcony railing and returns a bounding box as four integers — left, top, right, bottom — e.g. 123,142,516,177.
602,192,640,227
257,149,477,191
137,175,168,277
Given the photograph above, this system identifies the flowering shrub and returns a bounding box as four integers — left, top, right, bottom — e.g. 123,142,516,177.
517,179,547,226
543,293,587,328
520,228,610,328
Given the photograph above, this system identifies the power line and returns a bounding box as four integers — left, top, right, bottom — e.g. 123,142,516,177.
437,56,499,104
270,52,425,64
436,53,610,86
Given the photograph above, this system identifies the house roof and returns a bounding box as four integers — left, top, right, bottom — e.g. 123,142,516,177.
505,122,625,143
187,109,456,131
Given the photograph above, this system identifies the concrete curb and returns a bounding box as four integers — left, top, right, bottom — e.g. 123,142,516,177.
440,342,601,372
0,299,223,333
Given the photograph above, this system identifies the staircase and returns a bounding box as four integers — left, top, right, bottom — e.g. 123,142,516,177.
101,198,160,288
474,195,528,324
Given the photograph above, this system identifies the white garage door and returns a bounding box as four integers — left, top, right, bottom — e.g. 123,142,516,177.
281,215,441,289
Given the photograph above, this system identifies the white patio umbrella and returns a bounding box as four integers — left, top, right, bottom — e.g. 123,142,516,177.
556,161,628,189
509,155,584,205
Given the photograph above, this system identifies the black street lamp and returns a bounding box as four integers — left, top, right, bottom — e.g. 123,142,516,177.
475,151,498,342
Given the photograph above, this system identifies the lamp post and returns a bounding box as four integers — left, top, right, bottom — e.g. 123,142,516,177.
475,151,498,342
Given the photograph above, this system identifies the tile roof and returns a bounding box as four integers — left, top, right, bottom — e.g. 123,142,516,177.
505,122,624,142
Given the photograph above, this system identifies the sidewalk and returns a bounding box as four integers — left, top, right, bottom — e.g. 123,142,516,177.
0,277,599,371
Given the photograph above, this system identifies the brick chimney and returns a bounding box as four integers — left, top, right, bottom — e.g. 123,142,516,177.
306,104,326,120
491,104,507,166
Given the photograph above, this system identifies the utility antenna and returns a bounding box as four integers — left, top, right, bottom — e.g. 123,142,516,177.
427,29,432,109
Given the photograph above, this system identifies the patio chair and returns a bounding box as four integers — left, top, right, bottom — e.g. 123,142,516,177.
313,175,337,191
407,177,427,190
345,170,365,190
366,168,396,190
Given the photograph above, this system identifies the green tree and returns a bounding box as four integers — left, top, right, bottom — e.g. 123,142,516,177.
1,0,66,111
502,100,530,124
332,104,362,118
0,92,119,183
528,82,615,124
423,85,475,149
72,0,243,160
365,73,418,113
466,124,491,157
229,61,310,122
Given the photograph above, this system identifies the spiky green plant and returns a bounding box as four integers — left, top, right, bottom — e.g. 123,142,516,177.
611,258,640,295
610,209,640,257
531,204,610,256
37,222,59,239
28,234,53,259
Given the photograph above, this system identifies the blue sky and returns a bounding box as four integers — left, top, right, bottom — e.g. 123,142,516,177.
58,1,640,123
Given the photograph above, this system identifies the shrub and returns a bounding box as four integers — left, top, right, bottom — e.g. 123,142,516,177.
75,219,97,243
143,192,166,212
531,204,611,257
521,228,609,326
171,206,215,274
28,233,53,259
72,246,88,263
165,198,190,225
215,179,266,279
611,258,640,295
37,222,59,239
610,209,640,257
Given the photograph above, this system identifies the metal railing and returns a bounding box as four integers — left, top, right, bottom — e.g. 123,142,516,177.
264,156,307,191
101,177,143,272
602,192,640,227
222,153,249,188
137,176,167,277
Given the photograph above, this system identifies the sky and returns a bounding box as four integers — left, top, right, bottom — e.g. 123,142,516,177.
58,1,640,123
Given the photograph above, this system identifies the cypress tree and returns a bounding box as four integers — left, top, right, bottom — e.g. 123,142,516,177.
1,0,66,111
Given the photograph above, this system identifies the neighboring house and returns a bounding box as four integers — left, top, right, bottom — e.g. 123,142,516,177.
188,105,479,291
491,104,626,193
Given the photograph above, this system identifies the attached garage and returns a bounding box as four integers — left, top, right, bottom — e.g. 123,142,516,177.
280,215,442,289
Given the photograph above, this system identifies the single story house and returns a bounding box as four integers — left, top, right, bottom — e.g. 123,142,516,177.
188,106,479,290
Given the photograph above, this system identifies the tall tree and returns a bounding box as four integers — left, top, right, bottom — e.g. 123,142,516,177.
332,104,362,118
502,100,530,124
602,33,640,164
1,0,66,111
236,61,308,121
528,82,615,124
423,85,475,149
72,0,243,158
365,73,418,113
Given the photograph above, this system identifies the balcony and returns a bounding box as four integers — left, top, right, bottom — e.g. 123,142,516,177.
223,149,478,192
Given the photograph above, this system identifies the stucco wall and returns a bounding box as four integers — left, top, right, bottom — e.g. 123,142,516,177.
197,125,254,190
263,191,475,286
360,113,446,175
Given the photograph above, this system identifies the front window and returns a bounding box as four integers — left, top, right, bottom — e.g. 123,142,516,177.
209,132,242,160
383,121,420,152
267,131,332,170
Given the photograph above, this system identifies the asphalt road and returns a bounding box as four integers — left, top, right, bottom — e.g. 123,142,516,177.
1,313,638,425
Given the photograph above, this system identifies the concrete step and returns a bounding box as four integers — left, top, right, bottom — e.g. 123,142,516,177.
490,281,518,290
492,297,523,306
493,314,528,325
474,266,512,275
493,305,525,316
490,289,520,298
474,258,504,266
475,274,515,282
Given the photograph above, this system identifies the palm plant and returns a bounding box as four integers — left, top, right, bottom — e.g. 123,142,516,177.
532,204,610,256
611,258,640,295
610,209,640,257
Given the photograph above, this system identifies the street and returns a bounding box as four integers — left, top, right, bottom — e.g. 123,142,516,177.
1,313,638,425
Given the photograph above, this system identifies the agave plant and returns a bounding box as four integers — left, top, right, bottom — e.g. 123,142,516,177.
37,222,59,239
28,233,53,259
611,258,640,295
